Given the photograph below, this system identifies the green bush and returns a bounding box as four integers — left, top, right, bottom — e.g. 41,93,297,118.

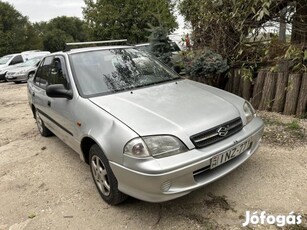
185,49,229,85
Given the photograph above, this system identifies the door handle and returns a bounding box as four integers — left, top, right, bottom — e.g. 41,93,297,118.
48,101,51,107
32,92,35,97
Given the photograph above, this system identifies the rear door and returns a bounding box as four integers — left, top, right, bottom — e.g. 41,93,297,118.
31,56,54,128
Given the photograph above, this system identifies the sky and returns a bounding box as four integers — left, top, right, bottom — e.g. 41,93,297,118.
4,0,85,22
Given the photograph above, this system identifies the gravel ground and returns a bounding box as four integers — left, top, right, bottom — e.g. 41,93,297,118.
0,82,306,230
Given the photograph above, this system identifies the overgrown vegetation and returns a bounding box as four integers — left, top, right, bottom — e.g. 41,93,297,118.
178,0,307,87
184,49,229,86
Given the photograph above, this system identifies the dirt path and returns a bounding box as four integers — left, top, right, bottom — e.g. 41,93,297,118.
0,82,306,230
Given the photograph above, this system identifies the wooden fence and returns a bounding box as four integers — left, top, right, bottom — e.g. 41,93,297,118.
225,69,307,116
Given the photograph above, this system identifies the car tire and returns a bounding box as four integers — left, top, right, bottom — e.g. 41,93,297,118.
89,144,128,205
35,109,52,137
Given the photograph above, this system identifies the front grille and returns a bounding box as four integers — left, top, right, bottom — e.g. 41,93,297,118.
190,117,243,148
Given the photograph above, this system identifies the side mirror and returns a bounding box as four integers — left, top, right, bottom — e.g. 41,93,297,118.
46,84,73,100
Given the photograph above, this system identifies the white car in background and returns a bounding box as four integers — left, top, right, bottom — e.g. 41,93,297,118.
0,51,50,81
6,56,45,83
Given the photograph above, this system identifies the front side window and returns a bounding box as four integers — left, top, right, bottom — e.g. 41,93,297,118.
49,57,69,88
34,56,69,89
70,49,180,97
34,57,53,89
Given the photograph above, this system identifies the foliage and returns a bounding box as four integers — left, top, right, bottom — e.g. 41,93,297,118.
83,0,178,43
178,0,307,89
284,45,307,72
43,29,74,53
47,16,89,42
0,2,30,56
184,49,229,85
32,17,90,52
178,0,290,65
148,26,174,66
24,24,44,50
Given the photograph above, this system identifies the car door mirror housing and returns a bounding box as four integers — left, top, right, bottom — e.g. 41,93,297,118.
46,84,73,100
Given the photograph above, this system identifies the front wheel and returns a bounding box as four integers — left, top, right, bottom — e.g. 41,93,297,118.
89,144,127,205
35,109,52,137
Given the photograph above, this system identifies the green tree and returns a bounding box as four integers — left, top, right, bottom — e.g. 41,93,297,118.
24,23,44,51
43,29,74,52
83,0,178,43
148,26,173,66
48,16,90,42
34,17,90,52
0,1,29,56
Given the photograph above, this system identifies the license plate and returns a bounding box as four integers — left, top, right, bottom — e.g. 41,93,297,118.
210,139,251,169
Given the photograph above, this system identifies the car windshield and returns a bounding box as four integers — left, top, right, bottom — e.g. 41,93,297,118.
19,58,40,67
70,48,180,97
0,55,13,65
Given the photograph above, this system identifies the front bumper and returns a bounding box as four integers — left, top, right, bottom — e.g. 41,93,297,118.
6,74,27,82
110,117,264,202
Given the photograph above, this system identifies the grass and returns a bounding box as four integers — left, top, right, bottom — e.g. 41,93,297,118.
287,120,301,130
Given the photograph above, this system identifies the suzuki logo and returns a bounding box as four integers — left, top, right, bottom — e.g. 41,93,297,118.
217,127,228,137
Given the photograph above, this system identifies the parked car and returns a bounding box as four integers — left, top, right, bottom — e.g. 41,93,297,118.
0,54,25,80
0,51,50,81
5,56,44,83
27,43,264,205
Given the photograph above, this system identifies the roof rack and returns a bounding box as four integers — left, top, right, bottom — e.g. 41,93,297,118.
64,39,128,52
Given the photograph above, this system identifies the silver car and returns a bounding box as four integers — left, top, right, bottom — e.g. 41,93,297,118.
6,57,43,83
27,45,264,205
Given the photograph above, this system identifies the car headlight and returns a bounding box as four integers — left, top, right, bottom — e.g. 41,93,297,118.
16,70,26,75
243,101,256,124
124,136,188,158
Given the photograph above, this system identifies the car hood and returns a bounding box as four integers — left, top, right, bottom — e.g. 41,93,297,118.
89,79,243,138
0,65,17,72
7,66,34,73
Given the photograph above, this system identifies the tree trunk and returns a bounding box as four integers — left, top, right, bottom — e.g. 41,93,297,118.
252,70,267,109
242,77,252,101
225,71,234,92
279,7,287,42
272,72,288,112
284,73,302,115
232,69,241,96
238,74,244,97
259,72,278,111
291,2,307,44
296,73,307,116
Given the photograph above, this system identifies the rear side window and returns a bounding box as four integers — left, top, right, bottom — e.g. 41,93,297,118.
10,55,23,65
